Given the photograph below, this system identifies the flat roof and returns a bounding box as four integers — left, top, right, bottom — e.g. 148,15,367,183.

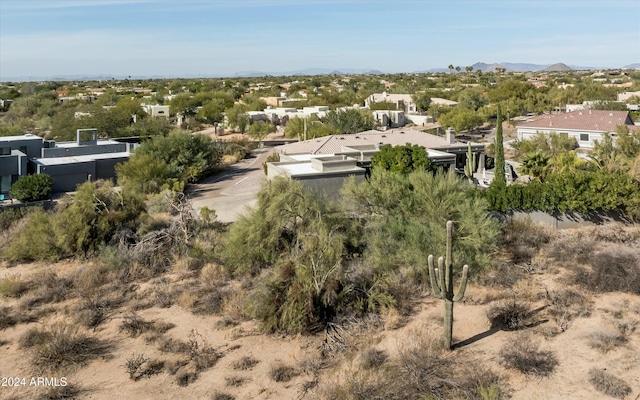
277,162,364,176
0,134,43,142
33,152,130,166
55,139,121,148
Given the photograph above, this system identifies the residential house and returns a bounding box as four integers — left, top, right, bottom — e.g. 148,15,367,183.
516,110,636,149
0,130,132,196
267,129,487,198
365,92,417,113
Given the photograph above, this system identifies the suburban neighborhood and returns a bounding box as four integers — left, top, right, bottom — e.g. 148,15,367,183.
1,1,640,400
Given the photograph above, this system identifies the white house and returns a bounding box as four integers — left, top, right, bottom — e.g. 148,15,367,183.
516,110,636,149
365,92,417,113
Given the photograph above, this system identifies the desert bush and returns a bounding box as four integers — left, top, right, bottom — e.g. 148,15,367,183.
176,370,198,387
0,207,28,230
211,392,235,400
21,323,110,372
573,247,640,293
153,279,179,308
120,313,174,339
546,289,592,333
588,368,632,399
588,331,627,353
120,313,155,337
359,348,388,370
190,287,227,315
21,271,73,308
2,208,60,262
477,263,525,289
546,234,596,265
0,275,30,298
225,376,247,387
36,384,80,400
269,362,298,382
486,299,531,330
589,225,639,244
502,218,550,263
232,356,259,370
200,263,230,287
0,306,17,330
124,353,149,380
614,318,638,335
499,334,558,377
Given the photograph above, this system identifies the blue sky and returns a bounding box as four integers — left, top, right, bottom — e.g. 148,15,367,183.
1,0,639,80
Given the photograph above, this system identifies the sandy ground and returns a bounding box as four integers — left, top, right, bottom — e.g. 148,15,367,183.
2,252,639,400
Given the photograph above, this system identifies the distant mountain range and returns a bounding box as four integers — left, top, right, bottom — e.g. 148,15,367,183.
234,68,385,77
3,63,639,82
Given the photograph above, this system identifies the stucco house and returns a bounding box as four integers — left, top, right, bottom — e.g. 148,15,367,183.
0,130,132,196
515,110,637,149
267,129,487,198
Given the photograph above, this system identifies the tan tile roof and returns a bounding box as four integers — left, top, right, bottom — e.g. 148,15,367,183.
277,129,463,155
517,110,632,132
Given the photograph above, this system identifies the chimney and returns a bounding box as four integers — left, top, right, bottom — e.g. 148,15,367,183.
445,128,456,144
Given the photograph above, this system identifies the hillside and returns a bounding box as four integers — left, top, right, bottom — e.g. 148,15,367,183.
1,222,639,400
543,62,573,72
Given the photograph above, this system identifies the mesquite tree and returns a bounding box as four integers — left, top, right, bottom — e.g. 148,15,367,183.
428,220,469,350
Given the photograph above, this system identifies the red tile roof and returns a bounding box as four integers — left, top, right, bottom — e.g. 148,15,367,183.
517,110,633,132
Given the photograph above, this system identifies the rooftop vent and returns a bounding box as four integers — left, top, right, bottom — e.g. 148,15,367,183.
381,135,386,138
400,131,405,134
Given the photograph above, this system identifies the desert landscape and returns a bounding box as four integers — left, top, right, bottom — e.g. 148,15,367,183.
1,221,639,400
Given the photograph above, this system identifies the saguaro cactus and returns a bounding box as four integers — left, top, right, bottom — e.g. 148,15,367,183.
428,221,469,350
464,142,476,183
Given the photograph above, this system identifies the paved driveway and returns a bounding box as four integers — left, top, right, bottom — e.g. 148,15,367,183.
188,148,274,223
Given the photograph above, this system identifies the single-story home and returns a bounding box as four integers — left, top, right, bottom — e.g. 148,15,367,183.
515,110,637,149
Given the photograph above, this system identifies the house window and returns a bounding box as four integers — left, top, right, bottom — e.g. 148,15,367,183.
0,175,11,194
580,134,589,142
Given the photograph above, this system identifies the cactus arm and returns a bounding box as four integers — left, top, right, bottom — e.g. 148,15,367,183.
452,264,469,302
428,255,443,299
438,257,446,298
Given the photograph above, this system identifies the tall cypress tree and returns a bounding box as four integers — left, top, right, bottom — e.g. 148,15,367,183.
487,104,508,211
494,104,505,186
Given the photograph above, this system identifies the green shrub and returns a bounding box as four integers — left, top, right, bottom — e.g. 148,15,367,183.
9,174,53,202
2,208,60,262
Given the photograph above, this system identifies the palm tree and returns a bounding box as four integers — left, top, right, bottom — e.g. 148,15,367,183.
549,150,589,174
455,66,461,74
519,151,550,181
448,64,454,75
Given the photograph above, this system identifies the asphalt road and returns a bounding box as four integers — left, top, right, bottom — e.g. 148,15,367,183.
188,147,275,223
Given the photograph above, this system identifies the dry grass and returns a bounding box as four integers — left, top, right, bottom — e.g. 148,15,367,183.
573,247,640,294
359,348,388,370
0,274,30,298
588,368,632,399
319,324,505,399
269,362,299,383
0,306,18,330
35,384,81,400
588,331,627,353
232,356,259,370
211,392,235,400
20,322,110,373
